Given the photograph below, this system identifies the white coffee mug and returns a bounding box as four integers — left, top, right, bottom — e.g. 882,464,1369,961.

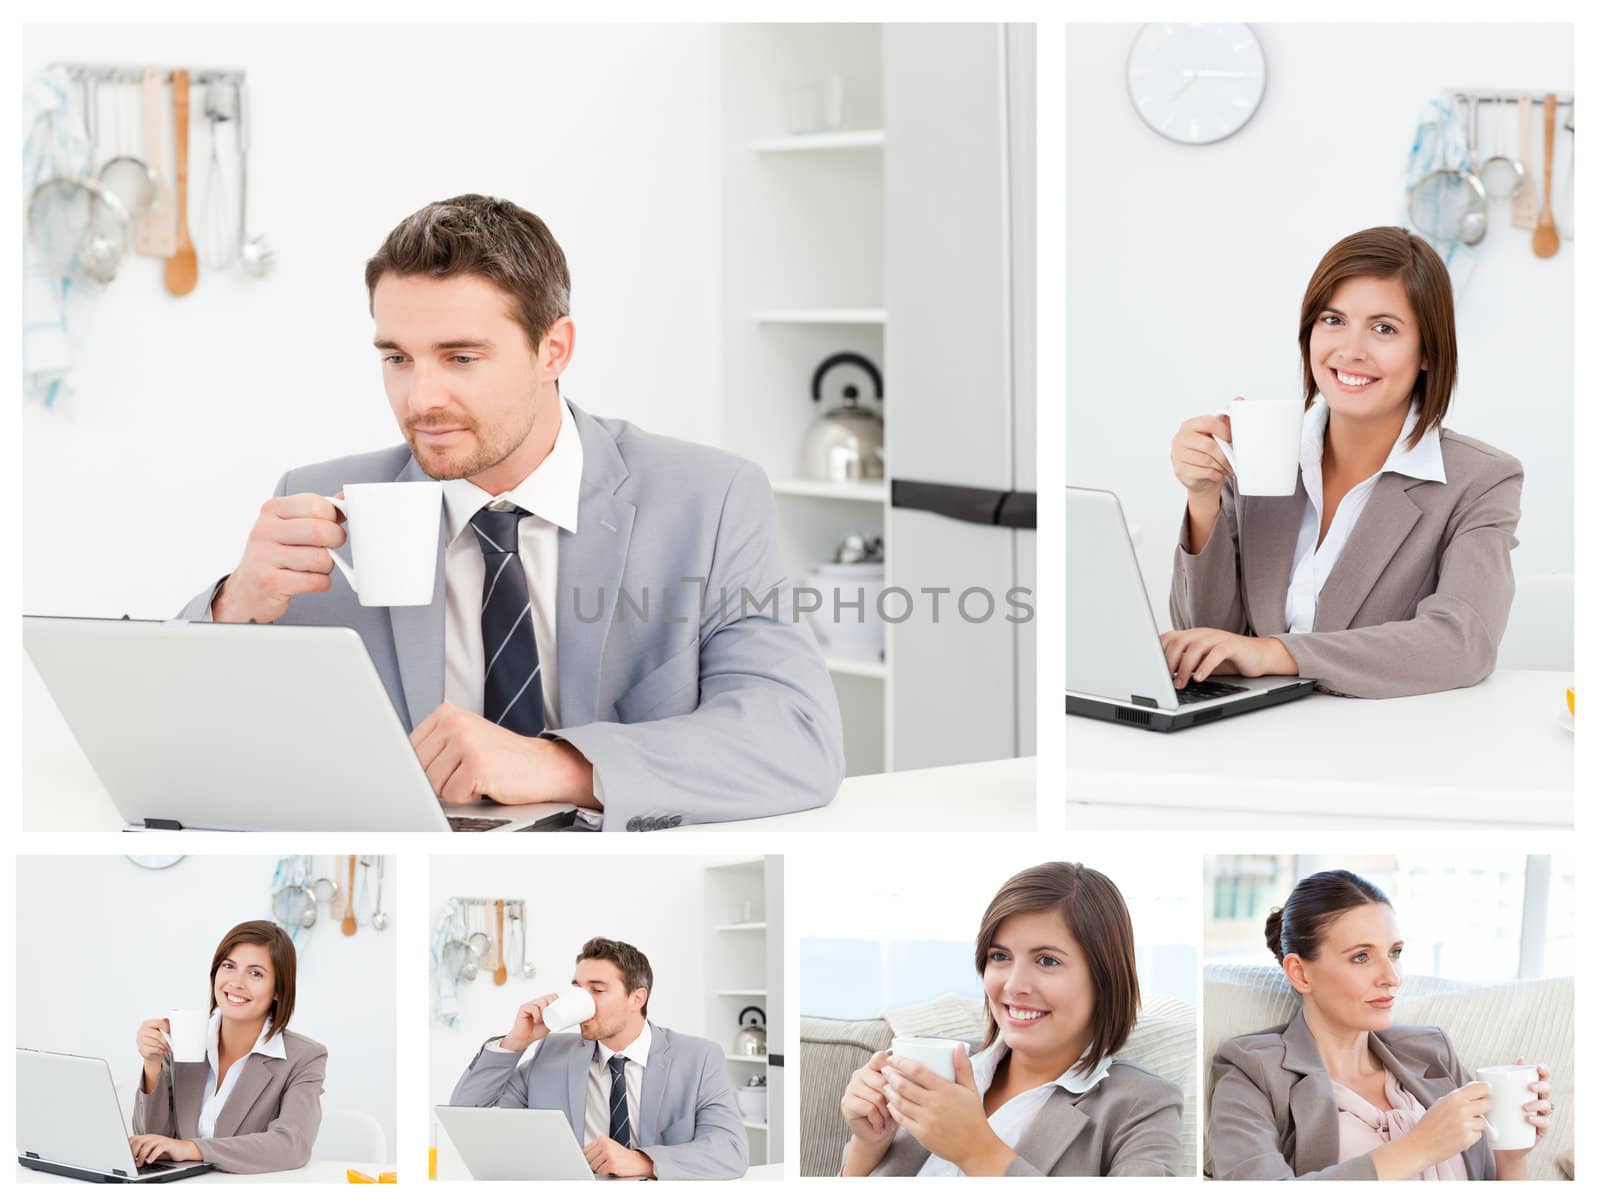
323,481,443,607
165,1009,209,1062
1476,1064,1539,1150
889,1036,964,1082
540,987,596,1034
1213,398,1304,497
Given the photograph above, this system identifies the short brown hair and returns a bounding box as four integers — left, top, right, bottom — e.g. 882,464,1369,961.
1298,226,1457,450
210,920,297,1041
973,863,1140,1071
364,194,572,353
578,937,653,1018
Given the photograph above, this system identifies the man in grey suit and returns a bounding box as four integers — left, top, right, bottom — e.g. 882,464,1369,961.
180,194,843,829
450,938,747,1180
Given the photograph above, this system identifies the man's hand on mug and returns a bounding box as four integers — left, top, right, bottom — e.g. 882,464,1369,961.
499,994,561,1053
1170,413,1234,495
211,494,346,624
409,703,597,807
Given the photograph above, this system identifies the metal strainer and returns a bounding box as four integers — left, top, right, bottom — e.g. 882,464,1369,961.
27,173,131,285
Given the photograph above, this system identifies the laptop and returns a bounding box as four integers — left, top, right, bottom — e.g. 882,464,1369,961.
16,1048,213,1183
23,616,580,832
1065,487,1314,731
434,1106,595,1181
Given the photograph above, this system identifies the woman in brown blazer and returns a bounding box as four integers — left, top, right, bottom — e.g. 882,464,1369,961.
1207,870,1555,1180
129,920,327,1173
838,863,1184,1177
1165,227,1523,699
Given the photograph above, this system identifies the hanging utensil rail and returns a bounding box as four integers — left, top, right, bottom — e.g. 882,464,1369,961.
56,62,247,87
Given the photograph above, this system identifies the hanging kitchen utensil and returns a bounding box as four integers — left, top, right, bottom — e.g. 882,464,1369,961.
440,936,470,984
1510,94,1539,230
1407,167,1487,247
27,173,131,286
236,80,274,278
1532,93,1560,258
163,68,199,296
371,857,389,931
199,79,238,269
1479,97,1526,203
271,882,317,930
342,855,358,936
98,78,158,221
134,67,177,257
467,903,490,959
479,901,499,971
802,352,885,482
493,900,508,986
311,863,341,915
1456,96,1487,245
735,1007,767,1057
354,857,373,928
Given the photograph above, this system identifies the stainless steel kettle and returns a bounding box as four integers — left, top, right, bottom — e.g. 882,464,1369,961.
735,1006,767,1057
801,352,884,482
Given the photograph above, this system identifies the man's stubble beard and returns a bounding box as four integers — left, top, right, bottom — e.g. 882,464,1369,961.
405,386,540,482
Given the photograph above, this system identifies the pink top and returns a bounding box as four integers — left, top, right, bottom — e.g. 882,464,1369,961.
1329,1070,1470,1181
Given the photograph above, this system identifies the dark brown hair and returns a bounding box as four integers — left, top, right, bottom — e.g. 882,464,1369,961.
1264,870,1392,965
578,937,653,1018
1298,226,1457,449
364,194,572,353
210,920,297,1041
973,863,1140,1071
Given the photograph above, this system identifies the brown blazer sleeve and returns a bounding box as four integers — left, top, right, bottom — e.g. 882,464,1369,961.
1170,483,1250,635
192,1042,327,1173
1277,464,1522,698
130,1062,178,1137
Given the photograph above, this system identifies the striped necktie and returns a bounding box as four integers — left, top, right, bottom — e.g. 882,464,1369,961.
469,506,545,736
607,1055,632,1147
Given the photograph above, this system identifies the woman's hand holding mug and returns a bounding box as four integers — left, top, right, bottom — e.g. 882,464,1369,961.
1171,413,1234,552
840,1050,897,1174
1490,1060,1554,1181
1374,1082,1492,1178
498,994,561,1054
882,1045,1016,1176
135,1018,170,1092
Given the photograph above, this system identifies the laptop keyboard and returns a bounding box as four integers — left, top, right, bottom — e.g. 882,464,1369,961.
1174,679,1249,705
447,816,513,832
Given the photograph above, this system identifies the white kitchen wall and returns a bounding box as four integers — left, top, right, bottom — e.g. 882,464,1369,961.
22,23,722,619
427,854,733,1108
14,855,398,1158
1065,24,1573,664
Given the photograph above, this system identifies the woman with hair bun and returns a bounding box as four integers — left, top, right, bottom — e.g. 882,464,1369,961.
1207,870,1554,1180
839,862,1183,1176
1165,227,1523,698
128,921,327,1173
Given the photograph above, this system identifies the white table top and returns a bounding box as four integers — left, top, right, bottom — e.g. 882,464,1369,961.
25,658,1034,832
19,1160,393,1184
1067,669,1572,826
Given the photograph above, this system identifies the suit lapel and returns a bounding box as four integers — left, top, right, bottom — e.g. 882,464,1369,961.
387,456,448,729
637,1025,669,1144
1279,1010,1343,1176
174,1061,208,1137
1238,487,1305,634
1011,1087,1090,1174
1312,474,1424,633
555,404,636,727
212,1055,282,1138
567,1040,590,1140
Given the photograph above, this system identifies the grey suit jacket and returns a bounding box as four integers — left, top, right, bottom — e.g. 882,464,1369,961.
180,400,844,828
864,1060,1183,1177
1206,1010,1495,1180
1169,429,1522,698
449,1022,747,1181
130,1030,327,1174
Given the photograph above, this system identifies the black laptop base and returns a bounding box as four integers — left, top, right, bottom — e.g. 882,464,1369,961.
1066,678,1316,731
19,1154,213,1184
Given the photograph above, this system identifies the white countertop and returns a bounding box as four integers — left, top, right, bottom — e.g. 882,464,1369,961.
19,1160,393,1184
1066,669,1572,827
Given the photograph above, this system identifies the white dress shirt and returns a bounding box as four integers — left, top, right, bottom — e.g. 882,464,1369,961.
583,1023,652,1148
441,397,584,729
1284,398,1447,634
197,1010,288,1139
916,1037,1113,1177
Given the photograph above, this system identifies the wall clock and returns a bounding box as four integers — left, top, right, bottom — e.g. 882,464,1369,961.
1127,23,1266,145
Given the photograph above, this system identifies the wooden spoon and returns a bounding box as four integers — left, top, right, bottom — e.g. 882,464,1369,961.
494,899,508,986
164,69,198,295
1532,93,1560,259
342,855,358,936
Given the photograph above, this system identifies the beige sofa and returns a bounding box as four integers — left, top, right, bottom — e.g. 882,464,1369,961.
799,992,1196,1177
1203,963,1574,1180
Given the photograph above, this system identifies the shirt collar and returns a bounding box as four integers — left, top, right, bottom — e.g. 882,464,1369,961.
205,1008,288,1070
1299,396,1447,489
441,396,584,544
595,1021,652,1069
967,1036,1113,1098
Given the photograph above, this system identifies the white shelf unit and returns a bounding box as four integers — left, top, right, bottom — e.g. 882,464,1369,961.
720,24,890,776
703,858,779,1168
